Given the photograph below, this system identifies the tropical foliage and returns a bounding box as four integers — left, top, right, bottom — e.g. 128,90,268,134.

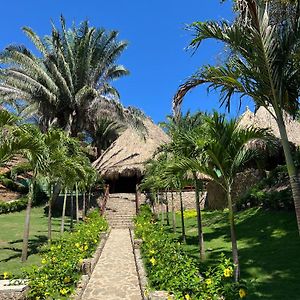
26,210,108,299
173,0,300,234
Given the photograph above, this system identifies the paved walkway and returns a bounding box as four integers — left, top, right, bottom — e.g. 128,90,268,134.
82,194,141,300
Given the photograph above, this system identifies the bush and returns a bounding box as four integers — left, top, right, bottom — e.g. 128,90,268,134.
134,205,248,300
0,197,28,214
26,210,108,299
10,162,32,177
237,165,294,211
1,177,28,193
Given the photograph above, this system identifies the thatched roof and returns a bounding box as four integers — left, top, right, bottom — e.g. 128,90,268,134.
238,106,300,146
92,118,170,180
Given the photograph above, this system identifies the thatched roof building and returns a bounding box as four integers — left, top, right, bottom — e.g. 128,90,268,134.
92,118,170,193
239,106,300,146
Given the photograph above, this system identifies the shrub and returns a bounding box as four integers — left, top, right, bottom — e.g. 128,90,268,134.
1,177,28,193
26,210,108,299
237,165,294,211
0,197,28,214
134,205,248,299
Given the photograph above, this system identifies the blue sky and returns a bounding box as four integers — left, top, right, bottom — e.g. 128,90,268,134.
0,0,254,123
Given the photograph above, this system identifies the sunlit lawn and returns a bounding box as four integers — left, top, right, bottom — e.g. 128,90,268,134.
162,207,300,300
0,206,71,277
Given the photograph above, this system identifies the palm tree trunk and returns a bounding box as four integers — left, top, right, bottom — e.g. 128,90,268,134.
47,184,53,244
226,184,240,281
21,179,35,262
166,191,170,226
160,193,164,225
82,191,86,219
171,191,176,233
88,188,91,211
179,191,186,243
75,183,79,222
194,175,205,260
61,188,67,234
70,189,74,231
276,112,300,234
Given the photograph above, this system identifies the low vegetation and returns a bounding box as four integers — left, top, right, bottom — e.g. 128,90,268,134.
135,205,248,300
26,210,108,299
166,208,300,300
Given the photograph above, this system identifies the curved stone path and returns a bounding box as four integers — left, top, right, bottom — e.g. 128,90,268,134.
81,194,142,300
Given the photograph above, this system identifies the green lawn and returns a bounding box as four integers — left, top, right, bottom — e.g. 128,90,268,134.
162,208,300,300
0,206,71,277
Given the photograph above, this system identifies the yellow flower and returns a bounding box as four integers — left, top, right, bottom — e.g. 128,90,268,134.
185,294,191,300
149,249,155,255
94,239,98,243
64,276,71,283
3,272,9,279
223,268,233,278
149,257,156,266
75,242,80,248
57,244,61,249
41,258,47,264
205,278,212,285
84,245,88,250
60,288,68,295
239,288,247,298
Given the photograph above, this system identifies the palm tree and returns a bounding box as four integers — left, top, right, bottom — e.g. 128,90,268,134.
17,125,48,262
173,0,300,234
161,112,207,260
89,117,125,157
0,17,144,138
179,113,273,280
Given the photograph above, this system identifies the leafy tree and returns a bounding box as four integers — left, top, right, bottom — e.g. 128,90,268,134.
173,0,300,234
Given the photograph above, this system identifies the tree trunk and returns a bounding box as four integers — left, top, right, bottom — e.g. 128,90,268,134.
171,192,176,233
194,175,205,260
82,191,86,219
88,188,91,212
21,179,34,262
135,184,140,215
70,189,74,231
61,188,68,234
75,183,79,222
51,183,61,208
160,193,164,225
276,112,300,234
166,191,170,226
179,191,186,243
226,184,240,281
47,184,53,244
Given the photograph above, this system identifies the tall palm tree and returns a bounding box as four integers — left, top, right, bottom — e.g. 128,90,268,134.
17,125,48,262
173,0,300,233
160,112,207,260
179,113,273,281
0,17,143,138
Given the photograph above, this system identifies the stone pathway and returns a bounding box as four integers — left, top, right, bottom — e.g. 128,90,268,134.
81,194,141,300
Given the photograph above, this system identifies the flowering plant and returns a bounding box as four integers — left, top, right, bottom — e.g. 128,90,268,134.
26,210,108,299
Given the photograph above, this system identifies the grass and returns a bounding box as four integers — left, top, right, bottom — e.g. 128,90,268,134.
161,207,300,300
0,206,71,277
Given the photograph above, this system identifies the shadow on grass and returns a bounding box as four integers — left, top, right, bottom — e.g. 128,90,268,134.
167,208,300,300
0,235,48,263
